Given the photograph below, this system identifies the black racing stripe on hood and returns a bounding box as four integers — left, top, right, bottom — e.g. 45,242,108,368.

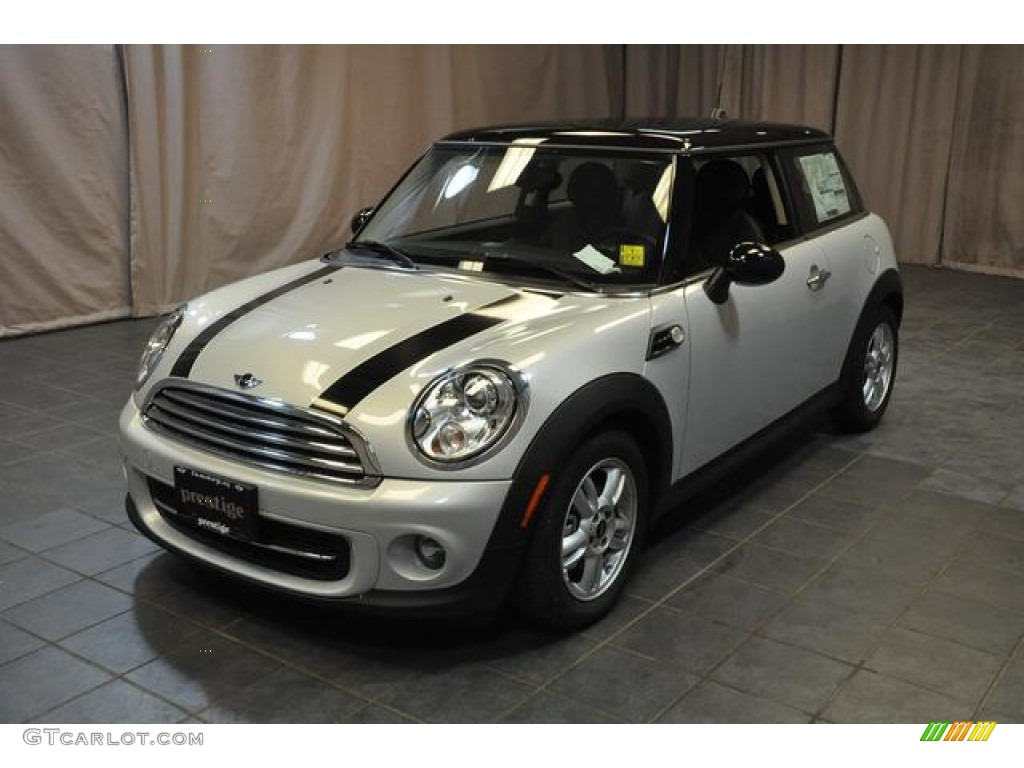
315,295,522,415
170,264,341,379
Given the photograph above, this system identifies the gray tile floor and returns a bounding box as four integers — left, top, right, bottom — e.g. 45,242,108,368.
1,264,1023,724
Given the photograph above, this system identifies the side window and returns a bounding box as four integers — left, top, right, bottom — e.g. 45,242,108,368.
682,153,792,276
783,145,863,234
743,156,794,245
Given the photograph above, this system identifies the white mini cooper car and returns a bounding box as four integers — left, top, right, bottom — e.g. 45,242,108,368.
120,119,901,631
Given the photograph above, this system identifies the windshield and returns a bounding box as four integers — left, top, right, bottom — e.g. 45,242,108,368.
357,143,676,289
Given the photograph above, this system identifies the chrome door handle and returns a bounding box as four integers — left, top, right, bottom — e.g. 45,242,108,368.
806,265,831,291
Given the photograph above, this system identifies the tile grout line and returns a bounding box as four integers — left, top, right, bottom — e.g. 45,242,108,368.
971,630,1024,721
645,452,1007,722
0,543,163,620
808,471,1011,721
688,468,932,722
4,570,231,722
208,618,434,723
526,449,869,720
25,664,189,725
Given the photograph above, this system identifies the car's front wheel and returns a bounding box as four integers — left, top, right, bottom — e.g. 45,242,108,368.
516,431,647,632
833,305,899,432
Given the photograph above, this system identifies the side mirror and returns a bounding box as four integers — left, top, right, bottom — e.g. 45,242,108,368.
704,242,785,305
350,206,375,236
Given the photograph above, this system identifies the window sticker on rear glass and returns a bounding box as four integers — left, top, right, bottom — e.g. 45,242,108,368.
798,153,851,223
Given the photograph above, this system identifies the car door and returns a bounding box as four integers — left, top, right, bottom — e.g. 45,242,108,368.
778,144,877,382
673,152,838,477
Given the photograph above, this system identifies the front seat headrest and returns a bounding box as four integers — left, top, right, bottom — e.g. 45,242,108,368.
696,160,751,213
567,162,618,213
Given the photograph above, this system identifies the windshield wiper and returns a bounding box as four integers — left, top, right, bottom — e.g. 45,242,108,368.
345,240,418,270
484,252,597,292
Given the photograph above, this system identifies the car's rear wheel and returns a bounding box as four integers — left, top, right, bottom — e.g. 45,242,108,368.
833,305,899,432
516,431,647,632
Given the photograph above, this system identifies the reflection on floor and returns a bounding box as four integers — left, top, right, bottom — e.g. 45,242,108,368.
1,264,1023,723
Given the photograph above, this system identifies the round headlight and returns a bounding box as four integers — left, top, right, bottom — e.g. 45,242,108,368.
409,364,523,465
135,306,185,389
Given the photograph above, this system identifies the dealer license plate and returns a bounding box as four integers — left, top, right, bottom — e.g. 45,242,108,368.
173,466,259,542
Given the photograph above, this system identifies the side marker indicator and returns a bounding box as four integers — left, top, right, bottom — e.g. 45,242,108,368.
520,473,552,529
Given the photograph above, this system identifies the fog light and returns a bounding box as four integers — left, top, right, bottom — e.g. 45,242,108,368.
414,536,446,570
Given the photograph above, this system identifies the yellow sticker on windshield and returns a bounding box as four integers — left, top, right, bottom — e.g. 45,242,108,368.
619,244,646,267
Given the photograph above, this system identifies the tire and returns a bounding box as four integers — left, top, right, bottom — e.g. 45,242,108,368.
832,305,899,433
516,431,648,632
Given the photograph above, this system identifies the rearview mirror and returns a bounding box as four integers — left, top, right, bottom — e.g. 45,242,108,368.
350,206,375,235
704,242,785,305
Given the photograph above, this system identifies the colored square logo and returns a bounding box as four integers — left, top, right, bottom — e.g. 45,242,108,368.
619,244,645,267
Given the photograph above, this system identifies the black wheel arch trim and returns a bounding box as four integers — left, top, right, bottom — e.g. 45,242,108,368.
485,372,674,551
861,268,903,326
840,268,903,386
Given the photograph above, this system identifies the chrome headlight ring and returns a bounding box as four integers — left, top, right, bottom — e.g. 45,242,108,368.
407,360,529,468
135,305,186,391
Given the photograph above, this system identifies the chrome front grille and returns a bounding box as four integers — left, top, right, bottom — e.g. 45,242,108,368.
142,380,379,486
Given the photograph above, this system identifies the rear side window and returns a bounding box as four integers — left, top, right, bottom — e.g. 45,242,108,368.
782,145,863,234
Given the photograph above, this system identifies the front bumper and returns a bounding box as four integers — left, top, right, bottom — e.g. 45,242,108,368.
119,400,516,609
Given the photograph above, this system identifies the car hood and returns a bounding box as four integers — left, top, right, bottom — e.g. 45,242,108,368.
178,262,565,410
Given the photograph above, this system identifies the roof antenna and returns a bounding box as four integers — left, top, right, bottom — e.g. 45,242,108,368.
710,44,729,121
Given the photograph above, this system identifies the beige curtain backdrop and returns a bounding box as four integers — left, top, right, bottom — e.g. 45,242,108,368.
942,45,1024,275
2,44,1023,335
0,45,130,336
834,45,963,266
722,44,839,130
627,44,1024,275
124,44,620,314
626,44,726,118
626,45,838,130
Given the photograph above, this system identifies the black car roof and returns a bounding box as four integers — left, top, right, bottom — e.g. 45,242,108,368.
440,118,830,152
